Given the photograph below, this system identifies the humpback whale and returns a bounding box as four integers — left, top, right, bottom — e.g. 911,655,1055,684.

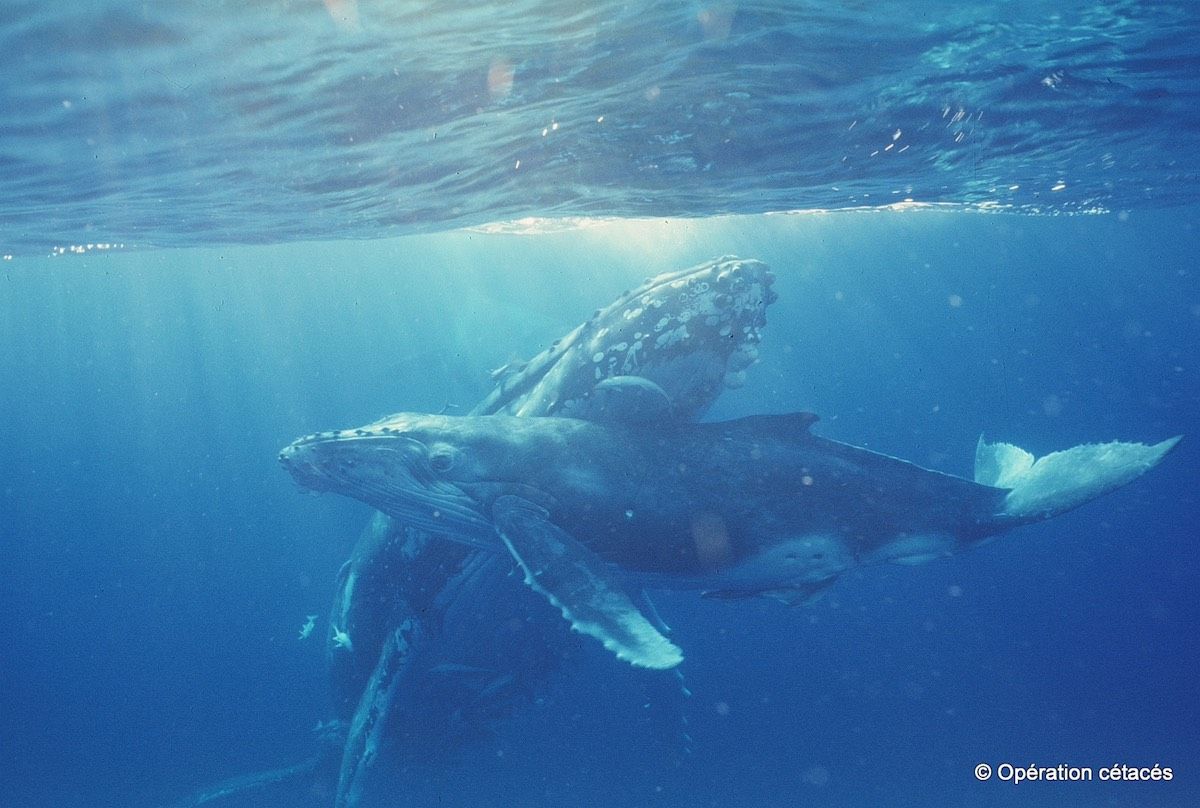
328,254,775,706
323,256,775,806
282,411,1180,669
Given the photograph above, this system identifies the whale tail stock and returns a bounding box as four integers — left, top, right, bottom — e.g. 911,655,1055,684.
974,433,1182,524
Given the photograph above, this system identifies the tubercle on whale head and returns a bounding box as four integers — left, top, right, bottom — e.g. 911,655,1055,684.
279,414,450,477
504,256,778,421
278,415,498,544
635,256,775,300
589,256,776,416
475,256,776,421
631,258,774,348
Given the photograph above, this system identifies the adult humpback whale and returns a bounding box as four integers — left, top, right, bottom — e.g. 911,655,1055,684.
282,411,1179,668
167,258,777,808
324,256,775,806
328,254,775,708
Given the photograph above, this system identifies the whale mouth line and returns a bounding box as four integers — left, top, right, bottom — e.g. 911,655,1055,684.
279,435,495,548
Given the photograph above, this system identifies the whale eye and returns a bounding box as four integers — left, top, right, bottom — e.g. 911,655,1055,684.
429,446,456,473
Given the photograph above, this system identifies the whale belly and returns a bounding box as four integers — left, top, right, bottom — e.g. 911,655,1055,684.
699,533,856,590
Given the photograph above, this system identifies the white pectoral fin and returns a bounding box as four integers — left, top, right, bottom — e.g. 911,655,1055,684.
977,434,1182,521
492,495,683,670
337,619,422,808
633,589,672,635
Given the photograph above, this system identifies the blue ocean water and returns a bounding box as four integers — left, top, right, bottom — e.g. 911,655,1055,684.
3,0,1200,256
1,4,1198,808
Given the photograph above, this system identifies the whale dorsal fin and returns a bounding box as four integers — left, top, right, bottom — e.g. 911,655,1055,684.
492,495,683,670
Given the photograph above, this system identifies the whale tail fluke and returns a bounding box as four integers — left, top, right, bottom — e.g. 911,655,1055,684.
975,434,1181,523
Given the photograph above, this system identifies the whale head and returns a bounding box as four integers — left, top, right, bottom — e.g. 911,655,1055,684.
476,255,777,420
279,414,568,546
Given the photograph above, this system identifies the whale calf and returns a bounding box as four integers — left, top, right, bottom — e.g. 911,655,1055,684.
282,409,1180,669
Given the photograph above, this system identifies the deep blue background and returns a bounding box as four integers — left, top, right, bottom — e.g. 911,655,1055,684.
1,209,1197,807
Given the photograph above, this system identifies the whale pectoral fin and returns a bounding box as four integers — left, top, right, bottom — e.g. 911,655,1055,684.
579,375,674,423
633,589,672,635
492,495,684,670
336,617,422,808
